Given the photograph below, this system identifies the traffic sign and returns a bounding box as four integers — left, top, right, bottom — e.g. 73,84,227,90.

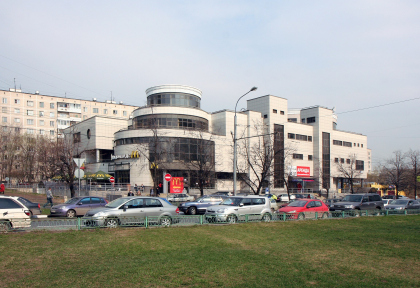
73,158,85,168
109,177,115,183
164,173,172,182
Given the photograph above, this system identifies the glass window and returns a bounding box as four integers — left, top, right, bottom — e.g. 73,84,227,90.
14,108,20,114
39,102,44,108
50,130,55,136
83,107,88,112
40,120,44,126
14,99,20,104
39,111,44,117
50,103,55,109
123,111,127,116
50,121,54,127
91,197,101,204
27,129,34,134
14,118,20,123
0,198,22,209
80,198,91,205
103,109,108,114
50,112,54,117
93,108,98,113
2,98,7,104
2,117,7,123
27,119,34,125
27,110,34,116
27,100,34,107
113,110,118,115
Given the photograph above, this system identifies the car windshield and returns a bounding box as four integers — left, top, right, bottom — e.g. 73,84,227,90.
65,198,80,204
220,197,242,206
342,195,363,202
389,200,409,205
105,197,129,208
288,200,308,207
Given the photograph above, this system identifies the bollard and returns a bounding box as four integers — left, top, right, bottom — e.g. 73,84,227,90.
145,216,148,228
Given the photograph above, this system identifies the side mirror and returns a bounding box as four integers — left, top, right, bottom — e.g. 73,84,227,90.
77,202,83,205
123,205,128,211
239,203,244,207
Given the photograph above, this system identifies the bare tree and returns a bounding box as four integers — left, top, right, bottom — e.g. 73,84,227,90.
405,149,419,199
382,150,407,197
335,154,363,194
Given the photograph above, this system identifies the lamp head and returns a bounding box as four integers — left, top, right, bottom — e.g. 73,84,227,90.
250,87,258,92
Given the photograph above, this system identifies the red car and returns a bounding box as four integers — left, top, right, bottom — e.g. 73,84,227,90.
278,199,329,220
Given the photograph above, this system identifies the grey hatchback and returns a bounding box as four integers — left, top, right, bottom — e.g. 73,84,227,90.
49,196,108,218
329,193,384,213
84,196,179,227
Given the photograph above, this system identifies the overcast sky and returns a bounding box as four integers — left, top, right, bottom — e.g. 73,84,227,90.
1,1,419,166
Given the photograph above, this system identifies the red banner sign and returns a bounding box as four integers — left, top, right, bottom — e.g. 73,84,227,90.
170,177,184,193
296,166,310,177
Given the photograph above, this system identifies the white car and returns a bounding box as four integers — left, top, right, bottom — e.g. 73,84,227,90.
277,194,296,202
167,193,194,202
0,196,32,231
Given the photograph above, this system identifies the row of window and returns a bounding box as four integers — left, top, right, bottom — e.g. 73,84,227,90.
333,140,364,148
0,126,55,136
1,98,56,108
293,153,313,161
334,158,364,170
288,133,312,142
1,117,55,126
147,93,201,108
301,117,316,124
133,114,209,131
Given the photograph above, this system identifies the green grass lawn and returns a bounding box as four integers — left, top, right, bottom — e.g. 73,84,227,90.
1,216,419,287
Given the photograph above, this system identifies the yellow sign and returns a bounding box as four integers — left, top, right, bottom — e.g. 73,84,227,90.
131,151,140,158
150,162,158,169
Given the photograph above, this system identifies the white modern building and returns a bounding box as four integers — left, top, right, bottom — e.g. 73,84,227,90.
67,84,370,194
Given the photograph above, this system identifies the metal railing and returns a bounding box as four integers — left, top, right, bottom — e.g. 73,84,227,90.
1,208,420,232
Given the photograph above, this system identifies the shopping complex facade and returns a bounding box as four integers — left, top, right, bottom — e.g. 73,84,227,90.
66,84,371,194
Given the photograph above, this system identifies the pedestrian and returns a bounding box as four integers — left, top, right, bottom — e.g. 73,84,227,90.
150,188,154,197
134,184,139,195
0,183,4,194
128,190,134,196
140,184,145,195
43,188,54,208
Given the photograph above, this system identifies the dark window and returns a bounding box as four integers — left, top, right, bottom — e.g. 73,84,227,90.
340,158,344,163
87,129,91,139
343,142,352,147
308,136,312,142
346,159,350,164
274,124,284,188
133,114,208,131
322,132,330,189
334,158,339,163
145,199,163,208
252,198,265,205
301,118,306,123
80,198,91,205
296,134,308,141
308,155,313,161
333,140,342,146
0,198,23,209
361,144,363,148
73,132,81,143
288,118,297,123
288,133,295,139
264,114,268,119
91,197,101,204
280,111,285,115
356,160,364,170
273,109,277,114
307,117,316,123
293,153,304,160
147,92,200,108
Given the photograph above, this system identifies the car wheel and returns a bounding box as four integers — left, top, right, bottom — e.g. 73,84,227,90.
160,216,172,227
262,213,271,222
0,221,11,232
321,212,328,219
298,213,305,220
227,214,237,224
188,207,197,215
105,218,119,228
66,209,76,218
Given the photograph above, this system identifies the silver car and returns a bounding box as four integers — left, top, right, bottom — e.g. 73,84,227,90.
205,196,272,223
84,197,179,227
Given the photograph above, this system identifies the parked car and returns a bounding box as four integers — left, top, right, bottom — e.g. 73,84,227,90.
385,199,420,211
178,195,227,215
16,197,42,216
278,199,329,220
382,195,409,200
278,200,296,209
329,193,384,214
277,194,296,202
50,196,108,218
205,195,272,223
211,191,232,196
84,196,179,227
0,196,32,231
167,193,194,202
382,199,392,207
323,198,341,208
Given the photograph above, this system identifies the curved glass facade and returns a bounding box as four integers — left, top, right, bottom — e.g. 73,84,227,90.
133,114,208,131
147,93,200,108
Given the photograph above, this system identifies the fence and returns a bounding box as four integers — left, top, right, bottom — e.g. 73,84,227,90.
1,208,419,232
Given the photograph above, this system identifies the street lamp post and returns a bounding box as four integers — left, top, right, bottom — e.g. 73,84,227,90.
233,86,258,196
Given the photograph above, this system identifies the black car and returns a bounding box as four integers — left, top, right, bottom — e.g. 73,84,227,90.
16,197,42,216
178,195,227,215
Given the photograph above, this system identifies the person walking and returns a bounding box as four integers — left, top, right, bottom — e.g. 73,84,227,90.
43,188,54,208
140,184,145,195
0,183,5,194
134,184,139,195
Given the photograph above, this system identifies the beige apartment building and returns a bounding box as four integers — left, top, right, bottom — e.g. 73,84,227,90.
0,88,138,137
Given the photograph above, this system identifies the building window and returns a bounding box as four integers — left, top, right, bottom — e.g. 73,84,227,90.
356,160,364,170
103,109,108,114
14,99,20,104
361,144,363,148
308,155,313,161
301,118,306,123
123,111,127,116
27,110,34,116
334,158,339,163
346,159,350,164
113,110,118,115
39,129,45,135
73,132,81,143
264,114,267,119
333,140,342,146
343,142,352,147
50,130,55,136
50,121,54,127
2,107,6,113
27,100,34,107
40,120,44,126
50,112,54,117
296,134,308,141
50,103,55,109
83,115,87,120
2,98,7,104
39,102,44,108
27,119,34,125
308,136,312,142
14,118,20,123
340,158,344,163
307,117,316,123
357,143,360,147
93,108,99,113
83,107,88,112
280,111,284,115
2,117,7,123
273,109,277,114
27,129,34,134
288,118,297,123
14,108,20,114
39,111,44,117
288,133,295,139
293,153,303,160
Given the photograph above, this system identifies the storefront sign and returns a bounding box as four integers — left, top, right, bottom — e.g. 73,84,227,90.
297,166,310,177
170,177,184,193
111,151,140,160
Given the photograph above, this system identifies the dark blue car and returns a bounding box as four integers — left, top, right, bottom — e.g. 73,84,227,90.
178,195,227,215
